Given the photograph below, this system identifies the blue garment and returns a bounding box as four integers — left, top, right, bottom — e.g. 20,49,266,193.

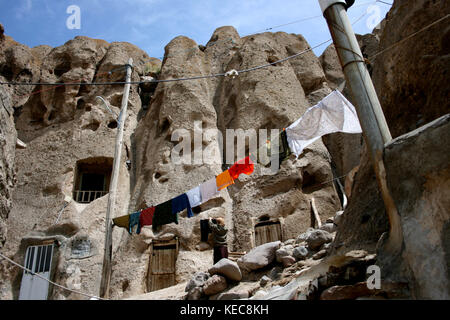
172,193,193,218
129,211,141,234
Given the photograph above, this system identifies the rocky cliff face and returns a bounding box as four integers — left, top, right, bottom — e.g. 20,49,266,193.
332,0,450,254
0,34,157,299
111,27,343,299
0,82,17,250
0,23,345,299
1,0,447,300
0,24,18,249
329,0,450,299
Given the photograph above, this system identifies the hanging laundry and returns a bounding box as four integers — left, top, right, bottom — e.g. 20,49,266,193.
152,199,176,231
113,214,130,230
139,206,155,229
129,211,142,234
172,193,193,218
216,170,234,191
278,130,291,163
200,177,219,203
286,90,362,157
200,219,211,242
186,185,202,208
228,156,255,180
255,130,291,169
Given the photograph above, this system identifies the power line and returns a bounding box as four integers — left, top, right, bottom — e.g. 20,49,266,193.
4,9,445,91
0,252,107,300
369,13,450,60
0,12,371,87
153,1,379,63
376,0,393,5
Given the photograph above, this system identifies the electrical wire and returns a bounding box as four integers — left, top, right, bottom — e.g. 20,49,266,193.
3,11,446,89
0,252,107,300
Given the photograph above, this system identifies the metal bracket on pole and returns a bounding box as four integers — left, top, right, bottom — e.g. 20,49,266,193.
319,0,346,13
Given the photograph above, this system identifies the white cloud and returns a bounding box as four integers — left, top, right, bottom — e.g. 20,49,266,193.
15,0,33,19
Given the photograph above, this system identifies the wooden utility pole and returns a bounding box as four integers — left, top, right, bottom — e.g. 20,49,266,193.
310,198,322,228
318,0,403,254
99,58,133,298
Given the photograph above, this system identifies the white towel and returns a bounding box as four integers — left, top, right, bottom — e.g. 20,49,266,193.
200,177,219,203
186,185,202,207
286,90,362,157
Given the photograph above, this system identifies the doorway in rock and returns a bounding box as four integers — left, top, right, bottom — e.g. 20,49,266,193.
19,242,55,300
254,217,283,247
147,237,179,292
73,157,113,203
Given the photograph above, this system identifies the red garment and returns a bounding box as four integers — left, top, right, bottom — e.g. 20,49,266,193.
228,156,255,180
139,206,155,227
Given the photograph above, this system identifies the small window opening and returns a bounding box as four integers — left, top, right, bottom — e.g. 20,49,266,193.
73,157,113,203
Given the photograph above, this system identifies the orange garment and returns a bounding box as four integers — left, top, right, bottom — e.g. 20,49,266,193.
228,156,254,180
216,170,234,191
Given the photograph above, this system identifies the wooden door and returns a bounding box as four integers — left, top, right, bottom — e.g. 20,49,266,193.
147,239,178,292
254,221,282,247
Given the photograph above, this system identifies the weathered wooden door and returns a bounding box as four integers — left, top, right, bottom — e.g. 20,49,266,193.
147,238,179,292
254,221,282,247
19,243,54,300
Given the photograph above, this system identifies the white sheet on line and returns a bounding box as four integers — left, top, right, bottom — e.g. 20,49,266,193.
286,90,362,157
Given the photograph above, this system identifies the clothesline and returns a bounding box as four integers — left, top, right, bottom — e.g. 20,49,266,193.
113,90,362,234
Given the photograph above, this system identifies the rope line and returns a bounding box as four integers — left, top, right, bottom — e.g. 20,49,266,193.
369,13,450,60
0,252,107,300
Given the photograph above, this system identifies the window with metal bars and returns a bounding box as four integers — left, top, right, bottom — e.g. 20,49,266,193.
24,244,53,274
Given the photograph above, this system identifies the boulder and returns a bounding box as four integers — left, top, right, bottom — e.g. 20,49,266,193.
333,211,344,226
296,228,315,244
203,275,228,296
237,241,281,271
283,239,296,246
292,246,309,261
281,256,296,268
260,275,271,287
306,230,333,251
215,291,249,300
312,249,327,260
185,272,209,292
320,282,375,300
251,290,268,300
186,286,204,300
208,258,242,282
275,248,290,263
320,223,337,233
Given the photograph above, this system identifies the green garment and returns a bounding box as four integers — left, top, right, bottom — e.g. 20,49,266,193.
208,220,228,247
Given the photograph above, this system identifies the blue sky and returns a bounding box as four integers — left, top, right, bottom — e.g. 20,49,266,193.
0,0,392,60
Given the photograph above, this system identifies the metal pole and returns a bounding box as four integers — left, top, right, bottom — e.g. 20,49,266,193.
99,58,133,298
319,0,403,254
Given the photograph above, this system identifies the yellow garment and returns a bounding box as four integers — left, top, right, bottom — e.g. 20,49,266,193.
113,214,129,229
216,170,234,191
